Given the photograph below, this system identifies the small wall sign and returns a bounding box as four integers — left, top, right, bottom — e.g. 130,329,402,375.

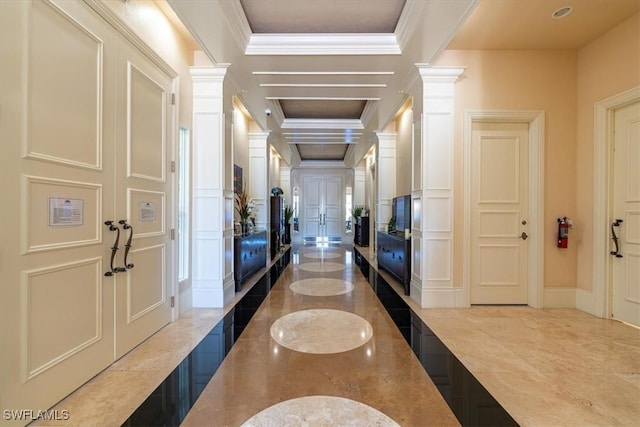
139,201,156,222
49,197,84,227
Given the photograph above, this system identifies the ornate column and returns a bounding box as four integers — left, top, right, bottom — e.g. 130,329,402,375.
375,132,397,234
412,66,464,308
190,65,234,307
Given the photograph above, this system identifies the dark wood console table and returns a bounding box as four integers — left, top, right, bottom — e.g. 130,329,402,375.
234,230,267,291
376,231,411,295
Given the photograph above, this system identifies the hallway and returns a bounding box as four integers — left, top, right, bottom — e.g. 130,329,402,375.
34,244,640,426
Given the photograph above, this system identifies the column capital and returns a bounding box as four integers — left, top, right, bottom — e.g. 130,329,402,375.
189,64,230,81
416,65,465,83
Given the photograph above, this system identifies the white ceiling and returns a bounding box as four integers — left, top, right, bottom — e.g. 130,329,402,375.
167,0,639,166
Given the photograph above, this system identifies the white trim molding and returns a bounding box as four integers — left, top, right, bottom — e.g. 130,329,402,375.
588,86,640,318
462,110,545,308
245,33,401,56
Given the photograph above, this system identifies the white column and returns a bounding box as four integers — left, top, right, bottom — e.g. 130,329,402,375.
249,131,270,231
280,166,292,205
375,132,397,233
354,166,365,209
412,66,464,308
190,65,234,308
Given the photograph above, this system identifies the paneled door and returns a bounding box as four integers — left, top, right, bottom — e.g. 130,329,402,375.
471,123,529,304
302,176,343,242
0,0,174,420
612,101,640,327
114,35,173,358
0,0,118,419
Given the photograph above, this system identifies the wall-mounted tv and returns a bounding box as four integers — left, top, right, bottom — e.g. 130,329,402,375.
393,194,411,232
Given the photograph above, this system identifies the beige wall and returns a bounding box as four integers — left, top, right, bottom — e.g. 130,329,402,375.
395,104,414,197
103,1,195,131
434,49,578,289
233,107,251,182
576,13,640,291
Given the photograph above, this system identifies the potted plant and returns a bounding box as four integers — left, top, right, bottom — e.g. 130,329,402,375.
351,206,363,219
283,205,294,244
235,185,256,233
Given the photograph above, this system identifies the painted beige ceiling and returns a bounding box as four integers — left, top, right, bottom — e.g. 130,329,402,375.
168,0,639,165
449,0,640,50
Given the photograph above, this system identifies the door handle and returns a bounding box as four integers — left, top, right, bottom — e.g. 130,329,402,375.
104,221,124,276
520,232,529,240
610,219,623,258
118,220,135,270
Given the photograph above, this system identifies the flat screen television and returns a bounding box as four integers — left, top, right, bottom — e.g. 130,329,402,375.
393,194,411,232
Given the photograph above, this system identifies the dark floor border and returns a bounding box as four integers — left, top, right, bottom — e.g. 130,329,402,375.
121,248,291,427
353,247,519,427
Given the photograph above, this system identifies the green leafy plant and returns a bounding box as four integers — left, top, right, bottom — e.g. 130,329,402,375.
351,206,363,218
235,184,256,224
284,205,294,224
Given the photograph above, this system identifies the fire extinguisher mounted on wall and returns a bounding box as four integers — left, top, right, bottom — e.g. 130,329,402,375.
557,216,572,248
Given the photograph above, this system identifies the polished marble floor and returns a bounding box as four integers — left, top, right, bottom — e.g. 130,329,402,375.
34,244,640,426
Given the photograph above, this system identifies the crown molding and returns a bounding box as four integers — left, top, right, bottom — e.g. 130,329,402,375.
245,33,401,55
218,0,252,51
360,100,379,127
394,0,426,52
281,119,364,130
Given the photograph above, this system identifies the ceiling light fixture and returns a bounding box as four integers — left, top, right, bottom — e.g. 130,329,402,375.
551,6,573,19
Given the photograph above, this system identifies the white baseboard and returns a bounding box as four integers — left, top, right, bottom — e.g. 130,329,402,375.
410,283,466,308
179,288,193,315
576,288,599,317
192,288,223,308
543,287,576,308
223,277,235,307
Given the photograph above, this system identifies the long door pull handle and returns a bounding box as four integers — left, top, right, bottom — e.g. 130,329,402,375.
118,220,135,270
104,221,123,276
610,219,623,258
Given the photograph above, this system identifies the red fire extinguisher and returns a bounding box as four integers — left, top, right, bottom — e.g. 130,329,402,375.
557,217,570,248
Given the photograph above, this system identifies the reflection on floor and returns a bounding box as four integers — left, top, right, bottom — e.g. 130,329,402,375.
35,244,640,426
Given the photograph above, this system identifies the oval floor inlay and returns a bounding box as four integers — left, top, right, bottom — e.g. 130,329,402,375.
303,251,342,259
241,395,400,427
270,309,373,354
297,261,345,273
289,278,354,296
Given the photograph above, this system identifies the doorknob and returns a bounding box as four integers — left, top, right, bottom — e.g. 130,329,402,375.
520,232,529,240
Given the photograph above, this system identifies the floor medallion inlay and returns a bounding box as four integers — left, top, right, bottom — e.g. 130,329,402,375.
297,261,345,273
289,278,354,296
241,395,400,427
270,309,373,354
303,251,342,259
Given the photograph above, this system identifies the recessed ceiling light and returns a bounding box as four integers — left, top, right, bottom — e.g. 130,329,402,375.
552,6,573,19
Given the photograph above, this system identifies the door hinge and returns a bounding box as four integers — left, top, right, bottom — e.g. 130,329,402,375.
170,296,175,307
170,228,176,240
171,93,175,105
170,161,176,173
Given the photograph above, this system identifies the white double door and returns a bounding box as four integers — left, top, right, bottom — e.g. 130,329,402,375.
612,101,640,327
303,176,343,241
0,0,173,420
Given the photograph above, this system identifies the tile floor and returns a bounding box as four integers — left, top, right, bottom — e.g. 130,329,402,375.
34,244,640,426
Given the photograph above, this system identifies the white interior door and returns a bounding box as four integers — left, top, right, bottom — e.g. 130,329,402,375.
324,177,343,239
302,175,343,242
303,177,322,238
471,123,529,304
0,0,117,418
612,101,640,326
114,38,173,357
